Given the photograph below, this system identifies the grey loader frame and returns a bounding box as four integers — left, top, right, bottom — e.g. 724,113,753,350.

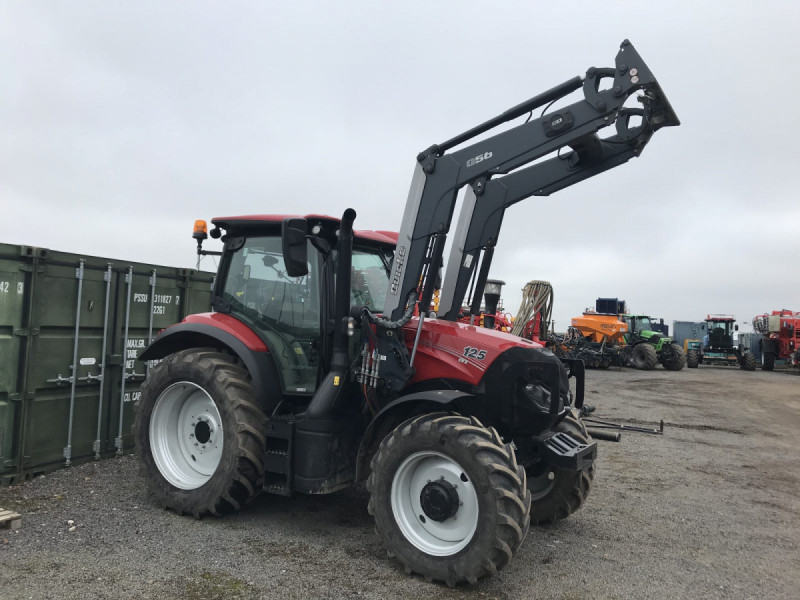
381,40,679,324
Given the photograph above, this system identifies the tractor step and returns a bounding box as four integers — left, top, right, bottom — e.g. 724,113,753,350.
263,417,294,496
541,432,597,471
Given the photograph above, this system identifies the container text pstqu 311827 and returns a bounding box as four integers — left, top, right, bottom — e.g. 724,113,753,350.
0,243,214,484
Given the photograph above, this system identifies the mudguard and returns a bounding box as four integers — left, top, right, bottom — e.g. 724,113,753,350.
353,389,473,481
140,319,283,414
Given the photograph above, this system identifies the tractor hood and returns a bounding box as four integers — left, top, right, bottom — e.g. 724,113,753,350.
639,330,670,344
403,317,544,387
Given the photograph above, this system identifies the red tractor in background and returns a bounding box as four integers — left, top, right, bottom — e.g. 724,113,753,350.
753,310,800,370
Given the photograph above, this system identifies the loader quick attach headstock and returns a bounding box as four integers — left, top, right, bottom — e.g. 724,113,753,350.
380,40,678,333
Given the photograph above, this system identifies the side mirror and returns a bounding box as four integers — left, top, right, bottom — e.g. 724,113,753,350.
282,218,308,277
735,324,739,331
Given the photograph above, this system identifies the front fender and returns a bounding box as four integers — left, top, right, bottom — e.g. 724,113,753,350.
140,320,282,413
353,390,473,482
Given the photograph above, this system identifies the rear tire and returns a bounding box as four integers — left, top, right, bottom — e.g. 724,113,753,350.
135,349,267,518
525,410,595,525
632,343,658,370
762,352,775,371
687,349,699,368
740,352,757,371
367,413,530,586
662,344,686,371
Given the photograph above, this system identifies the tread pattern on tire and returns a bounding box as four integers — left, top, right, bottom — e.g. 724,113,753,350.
663,344,686,371
366,413,531,587
529,410,594,525
740,352,757,371
135,349,267,518
633,343,658,370
687,349,699,368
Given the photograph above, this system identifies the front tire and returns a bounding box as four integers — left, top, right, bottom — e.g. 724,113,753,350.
762,352,775,371
525,410,595,525
367,413,530,586
632,343,658,370
135,349,267,517
740,351,757,371
662,344,686,371
687,349,699,368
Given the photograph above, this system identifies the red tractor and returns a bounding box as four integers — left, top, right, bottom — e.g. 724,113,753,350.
753,310,800,370
134,41,678,585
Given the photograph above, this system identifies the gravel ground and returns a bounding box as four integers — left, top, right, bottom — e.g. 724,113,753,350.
1,365,799,599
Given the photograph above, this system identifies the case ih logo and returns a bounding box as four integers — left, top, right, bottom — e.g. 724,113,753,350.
390,245,406,295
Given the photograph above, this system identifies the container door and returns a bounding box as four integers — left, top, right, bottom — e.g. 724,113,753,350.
0,245,29,482
19,258,112,474
105,268,214,453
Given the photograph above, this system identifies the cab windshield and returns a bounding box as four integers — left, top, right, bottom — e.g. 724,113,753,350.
635,317,653,332
708,321,732,335
221,236,320,394
351,248,391,312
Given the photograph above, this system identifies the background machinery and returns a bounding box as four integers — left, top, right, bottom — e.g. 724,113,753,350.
134,41,677,585
753,310,800,370
687,315,756,370
510,280,554,343
620,312,686,371
563,299,628,369
565,299,685,370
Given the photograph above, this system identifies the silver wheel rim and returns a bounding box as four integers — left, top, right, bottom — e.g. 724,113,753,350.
149,381,224,490
390,451,479,557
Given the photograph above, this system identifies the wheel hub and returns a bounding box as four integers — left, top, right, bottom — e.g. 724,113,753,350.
149,381,224,490
420,478,460,522
390,451,479,557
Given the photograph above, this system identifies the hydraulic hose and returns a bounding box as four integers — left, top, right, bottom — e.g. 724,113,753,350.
362,290,417,330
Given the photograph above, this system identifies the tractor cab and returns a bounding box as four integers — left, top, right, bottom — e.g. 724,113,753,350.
623,315,654,337
207,215,395,396
704,316,738,351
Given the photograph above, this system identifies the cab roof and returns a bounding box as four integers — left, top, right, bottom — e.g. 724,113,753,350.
211,214,398,247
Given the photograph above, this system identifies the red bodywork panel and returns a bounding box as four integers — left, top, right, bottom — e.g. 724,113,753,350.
183,313,268,352
402,317,543,386
211,213,398,246
755,310,800,363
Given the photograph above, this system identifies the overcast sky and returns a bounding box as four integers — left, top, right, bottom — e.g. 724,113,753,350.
2,1,799,333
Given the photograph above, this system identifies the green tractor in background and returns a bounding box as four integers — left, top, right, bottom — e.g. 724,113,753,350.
621,314,686,371
686,315,756,370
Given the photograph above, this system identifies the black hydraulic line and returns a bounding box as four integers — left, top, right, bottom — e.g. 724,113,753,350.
418,233,446,316
425,76,584,157
469,247,494,317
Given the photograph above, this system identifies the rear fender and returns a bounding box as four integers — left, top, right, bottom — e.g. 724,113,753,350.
139,322,282,413
353,390,473,482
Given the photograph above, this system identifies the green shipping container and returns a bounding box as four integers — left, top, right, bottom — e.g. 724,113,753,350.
0,243,214,484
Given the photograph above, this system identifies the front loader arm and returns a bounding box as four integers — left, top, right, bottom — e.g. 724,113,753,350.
438,123,643,320
382,40,678,323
